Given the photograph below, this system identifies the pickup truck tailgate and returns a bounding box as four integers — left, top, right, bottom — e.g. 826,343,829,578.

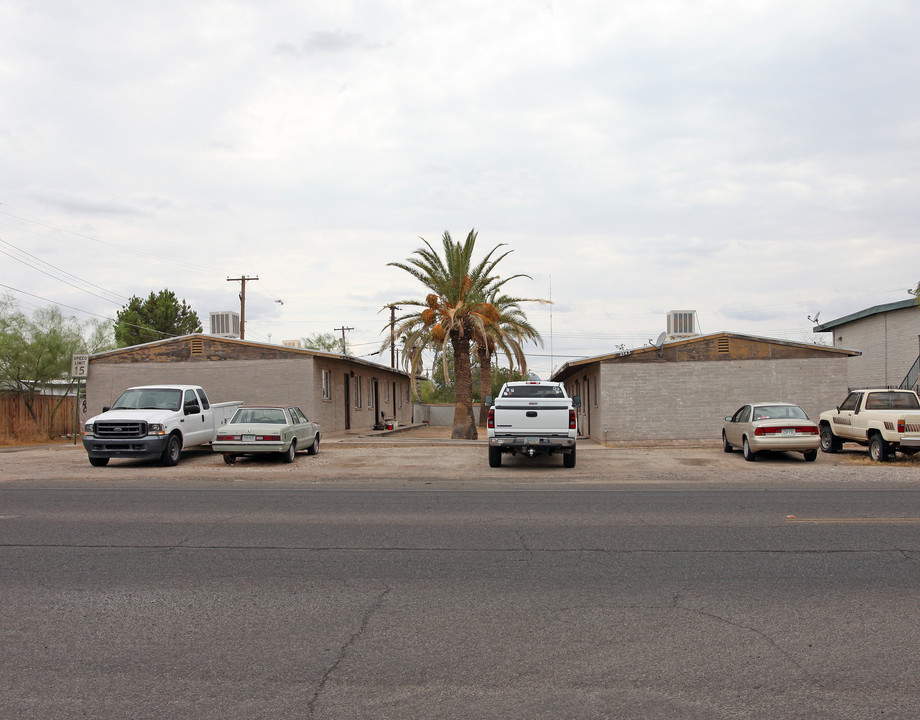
492,401,572,435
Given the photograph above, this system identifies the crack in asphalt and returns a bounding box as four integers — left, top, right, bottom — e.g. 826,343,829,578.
307,584,391,718
670,592,818,684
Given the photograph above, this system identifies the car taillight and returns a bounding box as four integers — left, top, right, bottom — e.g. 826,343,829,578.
898,419,906,433
487,408,495,429
257,435,281,441
754,426,817,436
216,434,239,441
569,408,576,430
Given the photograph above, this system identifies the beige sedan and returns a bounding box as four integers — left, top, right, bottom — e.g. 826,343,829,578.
722,402,819,462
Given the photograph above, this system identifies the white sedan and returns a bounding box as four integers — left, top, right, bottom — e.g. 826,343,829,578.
213,406,320,464
722,402,819,462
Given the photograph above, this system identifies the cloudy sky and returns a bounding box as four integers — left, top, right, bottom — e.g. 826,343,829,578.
2,0,918,379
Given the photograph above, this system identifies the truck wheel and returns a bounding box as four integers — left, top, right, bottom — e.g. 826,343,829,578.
869,434,889,462
803,450,818,462
742,437,757,462
820,425,841,453
222,453,236,465
488,446,502,467
307,434,320,455
563,446,576,468
160,434,182,466
722,432,733,453
282,439,296,463
89,456,109,467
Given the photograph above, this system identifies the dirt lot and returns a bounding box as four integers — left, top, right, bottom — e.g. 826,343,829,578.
2,425,918,486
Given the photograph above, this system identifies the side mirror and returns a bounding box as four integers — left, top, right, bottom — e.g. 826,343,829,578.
484,395,494,406
572,394,582,408
724,416,732,422
184,403,201,416
102,405,111,413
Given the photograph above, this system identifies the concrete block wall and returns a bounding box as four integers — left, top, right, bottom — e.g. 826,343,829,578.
831,306,920,388
597,357,849,444
85,358,414,434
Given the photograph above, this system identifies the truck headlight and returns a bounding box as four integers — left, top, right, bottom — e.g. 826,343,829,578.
84,422,94,435
147,424,165,435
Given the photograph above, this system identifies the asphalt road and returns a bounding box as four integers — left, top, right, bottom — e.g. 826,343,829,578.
2,482,919,719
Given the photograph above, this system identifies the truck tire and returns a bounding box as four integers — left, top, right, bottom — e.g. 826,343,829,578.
869,433,889,462
820,425,841,453
307,434,320,455
742,437,757,462
563,446,576,468
89,456,109,467
488,446,502,467
282,439,297,463
160,434,182,466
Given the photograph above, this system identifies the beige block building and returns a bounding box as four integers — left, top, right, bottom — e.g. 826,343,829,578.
813,299,920,391
84,335,414,433
552,332,856,446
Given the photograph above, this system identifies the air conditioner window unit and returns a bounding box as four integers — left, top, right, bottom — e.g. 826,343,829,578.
667,310,698,339
210,311,241,339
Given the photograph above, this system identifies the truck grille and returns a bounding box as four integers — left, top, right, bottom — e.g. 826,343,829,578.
94,421,147,438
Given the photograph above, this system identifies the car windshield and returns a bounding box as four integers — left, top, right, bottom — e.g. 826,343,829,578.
865,392,920,410
231,408,288,424
112,388,182,411
752,405,808,421
501,385,564,399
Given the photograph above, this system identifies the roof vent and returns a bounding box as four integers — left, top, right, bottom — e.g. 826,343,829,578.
209,311,240,339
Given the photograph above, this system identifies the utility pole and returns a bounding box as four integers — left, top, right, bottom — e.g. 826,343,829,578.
388,305,400,369
227,275,258,340
334,325,353,355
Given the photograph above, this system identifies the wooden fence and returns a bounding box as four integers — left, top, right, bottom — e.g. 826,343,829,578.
0,393,78,441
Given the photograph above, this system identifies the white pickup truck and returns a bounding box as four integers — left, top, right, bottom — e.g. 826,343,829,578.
485,380,580,468
82,385,243,467
818,388,920,461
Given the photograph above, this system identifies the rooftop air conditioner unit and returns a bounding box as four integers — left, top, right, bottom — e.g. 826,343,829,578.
667,310,699,340
210,311,240,339
282,339,303,348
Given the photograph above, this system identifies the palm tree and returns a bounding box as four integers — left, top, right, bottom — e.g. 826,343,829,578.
385,229,528,439
473,292,545,427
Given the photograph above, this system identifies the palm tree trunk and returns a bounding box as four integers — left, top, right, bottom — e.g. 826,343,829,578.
450,331,477,440
477,346,492,428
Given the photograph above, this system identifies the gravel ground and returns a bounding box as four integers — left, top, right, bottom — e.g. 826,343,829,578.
1,425,918,486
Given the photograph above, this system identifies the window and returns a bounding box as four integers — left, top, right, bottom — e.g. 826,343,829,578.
384,382,389,402
368,379,375,409
839,393,861,412
322,370,331,400
355,375,362,408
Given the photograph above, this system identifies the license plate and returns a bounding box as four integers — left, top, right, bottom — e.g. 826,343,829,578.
242,434,255,442
782,428,795,436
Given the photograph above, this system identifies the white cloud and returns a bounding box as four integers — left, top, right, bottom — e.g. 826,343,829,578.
2,0,919,379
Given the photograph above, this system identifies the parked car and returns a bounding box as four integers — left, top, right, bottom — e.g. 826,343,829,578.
722,402,819,462
818,388,920,461
212,406,320,464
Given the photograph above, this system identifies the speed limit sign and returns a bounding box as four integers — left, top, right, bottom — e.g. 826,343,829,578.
71,354,89,377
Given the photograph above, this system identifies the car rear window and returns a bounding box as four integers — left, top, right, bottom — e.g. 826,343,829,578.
501,385,565,399
865,392,920,410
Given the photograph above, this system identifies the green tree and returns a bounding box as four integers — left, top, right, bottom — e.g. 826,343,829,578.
303,331,351,354
473,291,545,427
114,289,202,347
385,229,530,440
0,298,112,437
